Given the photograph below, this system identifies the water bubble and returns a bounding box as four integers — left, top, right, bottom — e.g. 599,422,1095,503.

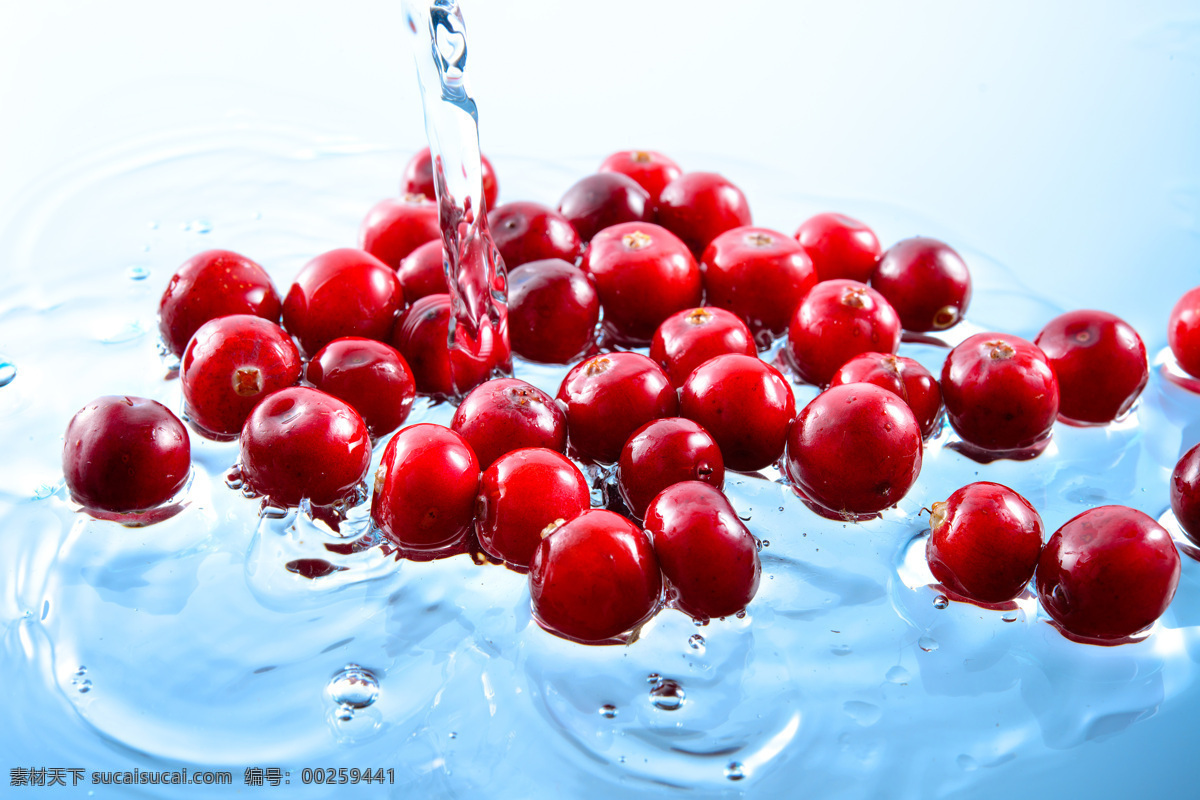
646,672,660,684
687,634,706,654
933,595,949,610
738,511,752,521
831,643,852,656
448,731,458,739
761,539,770,548
183,219,213,234
599,704,617,719
1001,610,1019,623
918,635,940,652
724,762,746,781
0,361,17,387
126,265,150,281
649,678,685,711
326,664,380,710
885,665,911,684
843,700,882,726
71,667,92,694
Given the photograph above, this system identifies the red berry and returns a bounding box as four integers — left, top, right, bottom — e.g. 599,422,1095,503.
239,387,371,507
371,423,481,553
158,249,282,358
829,352,943,439
359,195,441,269
784,383,923,519
656,172,752,259
282,248,404,357
392,294,509,396
402,147,498,211
650,307,756,387
871,237,971,332
644,481,760,620
1168,286,1200,379
794,213,882,284
488,201,583,269
181,314,302,438
1036,506,1180,642
306,338,416,439
62,396,190,513
701,226,817,340
926,482,1044,604
396,239,449,302
529,509,662,644
507,259,600,364
597,150,682,204
618,418,724,520
477,448,590,570
581,222,701,344
556,352,677,464
557,172,652,243
1034,310,1148,425
786,279,902,387
680,354,795,473
450,378,567,470
1171,443,1200,547
941,333,1059,456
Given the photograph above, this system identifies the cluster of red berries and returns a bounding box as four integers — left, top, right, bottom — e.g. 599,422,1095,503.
59,146,1200,647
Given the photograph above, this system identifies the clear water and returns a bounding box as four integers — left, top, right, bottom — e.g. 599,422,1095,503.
1,126,1198,799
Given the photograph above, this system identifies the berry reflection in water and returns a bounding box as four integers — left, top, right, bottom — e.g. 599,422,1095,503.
403,0,511,396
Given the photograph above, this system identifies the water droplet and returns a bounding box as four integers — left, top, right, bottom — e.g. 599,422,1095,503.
126,265,150,281
1001,610,1019,623
334,706,354,722
761,539,770,548
71,667,92,694
649,679,685,711
738,511,752,521
0,361,16,387
735,610,747,620
918,635,939,652
183,219,213,234
599,704,617,719
687,633,706,653
448,731,458,739
831,643,852,656
326,664,380,710
885,665,910,684
933,595,949,610
724,762,746,781
646,672,660,684
843,700,882,726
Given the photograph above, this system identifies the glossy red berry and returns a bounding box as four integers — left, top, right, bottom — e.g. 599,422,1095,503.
402,147,498,211
649,307,756,387
926,482,1044,604
239,387,371,507
158,249,282,358
794,213,882,284
786,280,902,387
557,172,652,243
680,354,795,473
450,378,567,470
1171,443,1200,546
507,259,599,364
359,195,441,269
477,448,590,570
871,237,971,332
371,423,481,553
656,172,752,259
556,352,677,464
784,383,923,519
63,396,190,513
829,352,943,439
529,509,662,644
598,150,682,204
644,481,760,620
1168,286,1200,379
488,201,583,269
392,294,509,396
282,248,404,357
1034,310,1148,425
306,338,416,439
181,314,302,438
941,333,1059,456
1036,506,1181,642
701,226,817,341
396,239,449,302
617,418,724,520
581,222,701,344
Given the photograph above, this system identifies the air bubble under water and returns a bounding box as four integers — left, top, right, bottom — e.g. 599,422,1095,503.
325,664,380,711
648,678,686,711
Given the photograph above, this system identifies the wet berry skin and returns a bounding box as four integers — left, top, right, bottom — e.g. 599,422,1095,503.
306,338,416,439
650,307,756,387
1036,506,1181,642
941,333,1059,454
656,172,752,259
785,383,923,519
477,448,590,571
282,248,404,357
402,146,498,211
392,294,509,396
488,201,583,270
529,509,662,644
1169,286,1200,379
396,239,449,302
872,237,972,332
1035,310,1148,425
794,212,882,284
371,424,481,553
787,279,902,387
450,378,567,470
507,259,600,364
1171,443,1200,546
701,226,818,340
680,354,795,473
644,481,760,620
557,172,653,243
581,222,702,344
617,418,725,520
829,352,943,439
181,314,302,438
598,150,682,204
359,195,441,269
63,396,191,513
556,352,678,464
158,249,282,358
239,387,371,507
926,482,1044,604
